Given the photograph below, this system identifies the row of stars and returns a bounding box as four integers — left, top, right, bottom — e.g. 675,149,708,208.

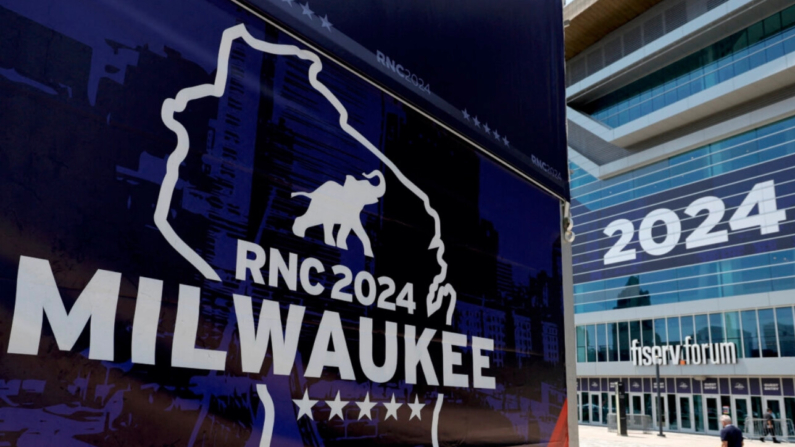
282,0,334,32
293,390,427,421
461,109,510,147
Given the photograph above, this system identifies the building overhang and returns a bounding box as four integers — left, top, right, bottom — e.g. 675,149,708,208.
564,0,666,60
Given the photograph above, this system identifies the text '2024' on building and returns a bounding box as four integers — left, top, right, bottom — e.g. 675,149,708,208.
0,0,571,446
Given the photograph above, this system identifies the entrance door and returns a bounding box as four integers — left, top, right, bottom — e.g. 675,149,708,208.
678,395,694,432
631,394,643,415
764,397,785,438
765,397,784,419
706,396,721,433
667,394,678,431
591,393,601,425
652,394,667,429
731,396,750,432
581,392,590,423
694,395,705,433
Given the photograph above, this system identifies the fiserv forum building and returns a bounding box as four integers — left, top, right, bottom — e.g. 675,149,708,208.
565,0,795,436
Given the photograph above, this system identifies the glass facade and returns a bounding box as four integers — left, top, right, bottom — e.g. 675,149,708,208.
571,4,795,438
575,307,795,363
777,307,795,357
571,115,795,314
583,5,795,128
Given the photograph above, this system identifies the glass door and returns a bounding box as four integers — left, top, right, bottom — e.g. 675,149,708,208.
731,396,750,432
591,393,601,425
764,397,785,437
601,392,609,424
652,394,667,429
765,397,784,420
631,394,643,415
582,392,590,423
694,395,705,433
706,397,720,433
785,398,795,440
667,394,678,431
678,395,694,432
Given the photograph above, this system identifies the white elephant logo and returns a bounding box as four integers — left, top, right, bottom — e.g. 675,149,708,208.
156,24,457,328
291,170,385,257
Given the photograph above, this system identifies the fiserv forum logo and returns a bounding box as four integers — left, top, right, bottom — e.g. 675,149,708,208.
154,24,457,324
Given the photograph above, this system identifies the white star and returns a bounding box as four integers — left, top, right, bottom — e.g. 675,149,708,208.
293,389,317,420
282,0,294,6
324,391,349,421
462,109,470,121
383,393,402,421
300,3,314,19
408,395,425,421
473,116,481,128
484,123,491,133
502,136,509,146
355,392,377,420
493,130,501,140
320,15,333,32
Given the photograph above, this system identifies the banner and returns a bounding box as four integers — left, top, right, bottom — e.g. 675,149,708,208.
0,0,568,446
573,155,795,281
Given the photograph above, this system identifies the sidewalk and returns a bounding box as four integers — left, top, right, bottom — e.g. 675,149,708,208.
579,424,777,446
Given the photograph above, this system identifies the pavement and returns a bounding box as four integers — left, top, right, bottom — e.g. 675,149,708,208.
578,424,785,446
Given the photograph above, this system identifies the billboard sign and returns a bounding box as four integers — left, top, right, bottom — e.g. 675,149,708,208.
573,163,795,282
0,0,568,446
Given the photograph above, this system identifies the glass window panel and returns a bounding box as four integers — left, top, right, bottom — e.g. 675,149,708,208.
764,13,783,36
577,326,587,362
758,309,779,357
654,318,667,346
786,398,795,435
668,394,678,431
608,323,619,362
694,395,704,432
582,392,590,422
752,396,763,419
619,322,630,361
667,317,681,346
741,310,760,357
630,321,641,349
709,313,725,344
776,307,795,357
783,5,795,28
695,314,710,344
597,324,608,362
586,325,597,362
592,394,600,423
724,312,743,358
681,315,695,344
642,320,654,347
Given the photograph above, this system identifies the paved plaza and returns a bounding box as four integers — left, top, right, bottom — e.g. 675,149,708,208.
578,424,780,446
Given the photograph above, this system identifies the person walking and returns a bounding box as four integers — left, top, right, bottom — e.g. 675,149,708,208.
720,415,744,447
761,408,781,443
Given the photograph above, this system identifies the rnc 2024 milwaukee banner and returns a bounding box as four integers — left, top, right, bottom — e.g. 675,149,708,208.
0,0,568,446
